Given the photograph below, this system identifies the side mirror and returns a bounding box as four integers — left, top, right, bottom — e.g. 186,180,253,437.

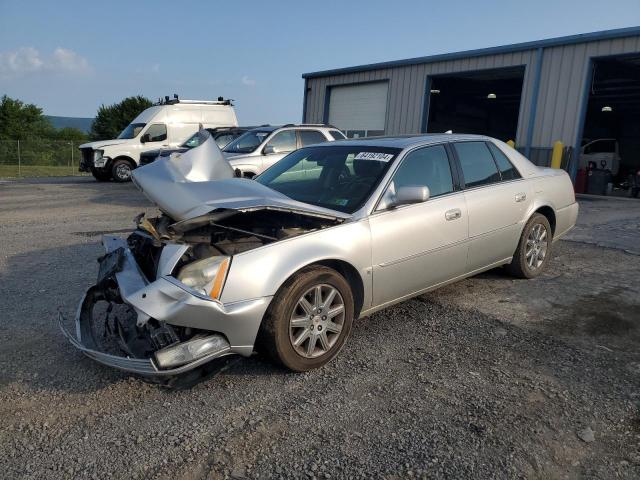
389,185,430,208
263,145,275,155
140,133,151,143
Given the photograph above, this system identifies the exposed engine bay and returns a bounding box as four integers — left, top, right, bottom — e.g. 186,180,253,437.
131,208,343,280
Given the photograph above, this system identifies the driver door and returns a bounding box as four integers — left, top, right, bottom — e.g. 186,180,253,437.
261,130,297,171
369,144,468,307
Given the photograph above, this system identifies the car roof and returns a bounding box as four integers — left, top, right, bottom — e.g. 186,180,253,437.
245,125,336,134
309,133,494,149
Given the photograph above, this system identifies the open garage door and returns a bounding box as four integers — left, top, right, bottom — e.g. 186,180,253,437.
580,55,640,197
328,82,388,138
425,67,525,142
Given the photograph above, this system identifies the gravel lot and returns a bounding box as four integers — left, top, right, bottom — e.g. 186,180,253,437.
1,178,639,479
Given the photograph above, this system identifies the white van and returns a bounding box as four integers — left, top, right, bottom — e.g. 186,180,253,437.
79,98,238,181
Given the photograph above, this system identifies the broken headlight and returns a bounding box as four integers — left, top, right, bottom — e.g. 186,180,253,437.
176,256,230,300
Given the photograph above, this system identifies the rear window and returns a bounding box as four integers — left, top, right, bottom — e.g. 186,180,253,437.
487,143,521,181
329,130,347,140
454,142,501,188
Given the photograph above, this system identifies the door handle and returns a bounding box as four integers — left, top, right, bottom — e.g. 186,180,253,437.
515,192,527,202
445,208,462,221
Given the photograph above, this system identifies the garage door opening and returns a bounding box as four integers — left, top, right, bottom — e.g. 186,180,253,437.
579,55,640,196
327,82,389,138
425,66,525,142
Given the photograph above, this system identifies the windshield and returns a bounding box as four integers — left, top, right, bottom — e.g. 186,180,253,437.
256,145,400,214
223,130,272,154
181,130,208,149
117,123,146,139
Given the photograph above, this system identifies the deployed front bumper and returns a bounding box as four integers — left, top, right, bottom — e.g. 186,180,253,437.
59,236,272,377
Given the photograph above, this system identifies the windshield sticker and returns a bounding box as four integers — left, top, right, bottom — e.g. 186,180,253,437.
333,198,349,206
354,152,394,162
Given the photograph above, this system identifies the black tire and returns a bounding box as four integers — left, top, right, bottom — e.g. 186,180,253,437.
259,266,354,372
91,168,111,181
505,213,553,279
111,159,134,182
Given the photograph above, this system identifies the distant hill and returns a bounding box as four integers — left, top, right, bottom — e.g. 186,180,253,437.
45,115,94,133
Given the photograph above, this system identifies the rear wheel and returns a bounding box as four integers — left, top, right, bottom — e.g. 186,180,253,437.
111,159,133,182
259,266,354,372
505,213,553,279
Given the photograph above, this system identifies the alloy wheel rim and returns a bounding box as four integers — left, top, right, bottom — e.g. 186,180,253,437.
116,163,131,180
525,223,548,269
289,284,345,359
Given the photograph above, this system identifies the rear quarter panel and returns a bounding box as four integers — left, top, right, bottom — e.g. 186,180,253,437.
526,168,578,239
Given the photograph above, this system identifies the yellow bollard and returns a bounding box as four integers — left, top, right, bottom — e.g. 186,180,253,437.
506,140,515,148
551,140,563,169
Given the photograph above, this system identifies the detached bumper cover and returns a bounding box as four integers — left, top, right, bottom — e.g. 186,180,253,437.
58,310,232,376
59,235,272,376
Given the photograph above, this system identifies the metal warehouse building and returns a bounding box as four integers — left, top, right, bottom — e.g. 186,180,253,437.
302,27,640,179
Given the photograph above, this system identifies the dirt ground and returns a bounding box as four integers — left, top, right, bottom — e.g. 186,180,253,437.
0,178,639,479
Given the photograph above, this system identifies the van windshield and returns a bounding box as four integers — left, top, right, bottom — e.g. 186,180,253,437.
223,130,272,154
117,123,146,139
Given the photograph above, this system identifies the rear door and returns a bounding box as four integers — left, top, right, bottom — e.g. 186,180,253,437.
370,144,468,306
452,141,530,271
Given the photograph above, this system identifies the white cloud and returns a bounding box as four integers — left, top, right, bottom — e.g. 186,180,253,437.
0,46,91,79
241,75,256,87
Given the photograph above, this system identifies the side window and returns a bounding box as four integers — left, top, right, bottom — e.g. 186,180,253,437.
265,130,297,153
454,142,501,188
585,139,616,154
145,124,167,142
299,130,327,147
487,143,521,181
329,130,347,140
391,145,454,198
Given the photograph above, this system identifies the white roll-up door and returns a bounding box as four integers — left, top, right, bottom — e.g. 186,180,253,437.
328,82,388,136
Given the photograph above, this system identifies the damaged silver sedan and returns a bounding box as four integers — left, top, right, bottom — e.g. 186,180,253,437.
60,132,578,377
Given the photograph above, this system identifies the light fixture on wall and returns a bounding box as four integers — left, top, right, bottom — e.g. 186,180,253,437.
487,93,497,99
430,89,440,94
601,105,613,112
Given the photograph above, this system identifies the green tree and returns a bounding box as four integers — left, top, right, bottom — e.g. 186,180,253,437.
54,127,88,143
0,95,55,140
90,95,153,140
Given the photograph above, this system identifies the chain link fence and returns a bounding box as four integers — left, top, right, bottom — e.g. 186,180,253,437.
0,139,89,178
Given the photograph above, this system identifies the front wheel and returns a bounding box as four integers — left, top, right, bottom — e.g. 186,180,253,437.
259,266,354,372
111,159,133,182
505,213,553,279
91,168,111,182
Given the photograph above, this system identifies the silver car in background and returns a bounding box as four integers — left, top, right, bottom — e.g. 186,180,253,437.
60,134,578,377
222,124,346,178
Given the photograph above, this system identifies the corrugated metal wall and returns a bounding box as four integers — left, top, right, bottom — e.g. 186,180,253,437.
304,35,640,151
532,36,640,147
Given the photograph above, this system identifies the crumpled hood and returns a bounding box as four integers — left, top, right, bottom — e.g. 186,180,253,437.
132,133,349,222
79,140,128,149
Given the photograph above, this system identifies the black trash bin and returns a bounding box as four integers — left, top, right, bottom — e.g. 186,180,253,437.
586,169,612,195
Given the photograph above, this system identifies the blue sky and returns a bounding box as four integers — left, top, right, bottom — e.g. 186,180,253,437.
1,0,639,124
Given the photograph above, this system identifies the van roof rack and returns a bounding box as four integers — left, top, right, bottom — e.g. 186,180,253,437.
156,95,234,106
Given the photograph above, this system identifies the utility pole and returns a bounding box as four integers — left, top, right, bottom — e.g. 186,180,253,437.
17,139,21,177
